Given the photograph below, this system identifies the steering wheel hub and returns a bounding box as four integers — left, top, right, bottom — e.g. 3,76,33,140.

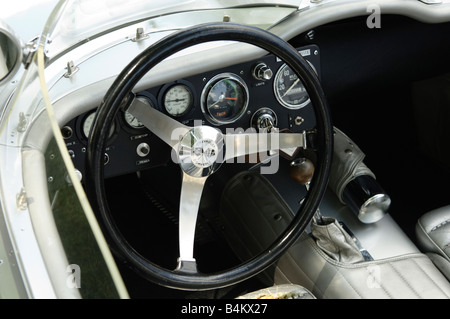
178,126,224,177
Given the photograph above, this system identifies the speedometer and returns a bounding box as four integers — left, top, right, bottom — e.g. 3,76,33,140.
274,63,310,109
201,73,249,125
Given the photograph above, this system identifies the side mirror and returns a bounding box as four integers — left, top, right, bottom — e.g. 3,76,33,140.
0,20,23,84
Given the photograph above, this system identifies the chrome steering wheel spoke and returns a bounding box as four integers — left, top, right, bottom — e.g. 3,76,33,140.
224,131,307,161
128,97,222,270
127,96,189,149
177,172,207,268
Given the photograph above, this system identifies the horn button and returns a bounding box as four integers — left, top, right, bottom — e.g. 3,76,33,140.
178,126,225,178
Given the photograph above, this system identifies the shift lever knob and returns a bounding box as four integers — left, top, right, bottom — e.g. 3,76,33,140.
290,158,324,224
289,158,314,185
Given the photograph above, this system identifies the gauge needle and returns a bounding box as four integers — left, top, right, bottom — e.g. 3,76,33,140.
213,97,237,107
282,78,300,98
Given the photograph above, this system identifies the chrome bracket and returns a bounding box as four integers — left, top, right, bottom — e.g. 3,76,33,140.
22,36,40,70
16,188,27,211
131,27,149,42
17,112,28,133
63,61,79,78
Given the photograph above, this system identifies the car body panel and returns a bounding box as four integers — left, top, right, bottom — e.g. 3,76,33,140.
0,0,449,299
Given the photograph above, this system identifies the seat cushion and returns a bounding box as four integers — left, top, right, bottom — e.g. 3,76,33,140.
274,237,450,299
416,205,450,261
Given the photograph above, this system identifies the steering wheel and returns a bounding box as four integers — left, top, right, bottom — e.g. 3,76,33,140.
86,23,333,290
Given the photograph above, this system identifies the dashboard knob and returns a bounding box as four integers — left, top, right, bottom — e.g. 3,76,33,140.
137,143,150,157
252,62,273,81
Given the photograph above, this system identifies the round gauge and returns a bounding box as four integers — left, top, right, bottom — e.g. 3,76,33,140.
201,73,249,125
163,84,193,117
82,111,115,139
123,97,152,129
124,111,144,129
274,63,310,109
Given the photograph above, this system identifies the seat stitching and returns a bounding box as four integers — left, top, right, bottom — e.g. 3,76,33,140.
363,266,392,298
307,235,427,269
430,219,450,232
334,267,363,299
282,249,318,292
387,261,421,298
416,219,449,259
411,258,450,298
299,238,360,299
274,236,325,298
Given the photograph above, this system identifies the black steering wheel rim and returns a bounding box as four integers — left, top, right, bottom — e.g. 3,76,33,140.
86,22,333,291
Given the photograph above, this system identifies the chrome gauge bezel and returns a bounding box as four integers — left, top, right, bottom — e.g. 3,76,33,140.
201,73,249,125
273,63,310,110
162,82,194,117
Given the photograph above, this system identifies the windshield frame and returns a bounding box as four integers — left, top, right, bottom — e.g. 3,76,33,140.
40,0,301,63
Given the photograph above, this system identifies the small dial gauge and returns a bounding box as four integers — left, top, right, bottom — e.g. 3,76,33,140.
82,111,115,139
123,97,152,129
202,73,249,125
163,84,193,117
274,63,310,109
124,111,144,129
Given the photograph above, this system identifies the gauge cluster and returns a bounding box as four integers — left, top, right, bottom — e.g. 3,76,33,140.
61,44,320,180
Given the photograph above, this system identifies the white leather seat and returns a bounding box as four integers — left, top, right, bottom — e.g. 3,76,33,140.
416,205,450,281
221,171,450,298
273,234,450,298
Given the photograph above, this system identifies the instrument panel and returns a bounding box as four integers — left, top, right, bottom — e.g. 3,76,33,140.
62,44,321,180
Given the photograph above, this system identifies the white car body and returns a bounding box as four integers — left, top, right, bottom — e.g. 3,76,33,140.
0,0,449,300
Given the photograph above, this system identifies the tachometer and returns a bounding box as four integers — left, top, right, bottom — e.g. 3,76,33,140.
274,63,310,109
201,73,249,125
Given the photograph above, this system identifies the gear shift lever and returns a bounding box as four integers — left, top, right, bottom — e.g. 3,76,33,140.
289,158,324,224
290,157,369,262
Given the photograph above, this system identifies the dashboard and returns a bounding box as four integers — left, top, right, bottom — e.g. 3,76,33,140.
62,44,321,180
